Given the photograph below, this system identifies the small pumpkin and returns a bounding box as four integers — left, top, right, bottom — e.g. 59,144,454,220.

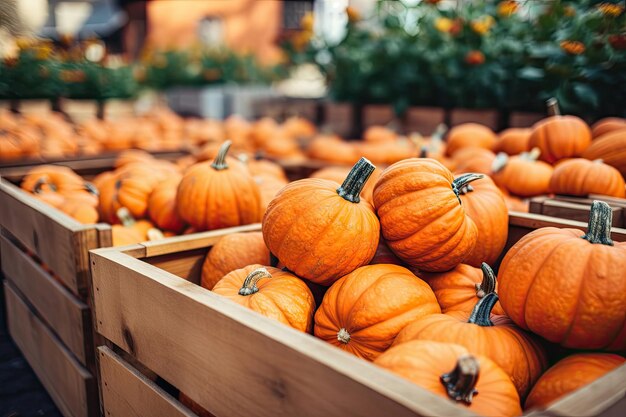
147,176,186,232
493,128,531,155
212,265,315,333
373,159,480,272
452,147,496,176
445,123,497,156
200,232,269,290
394,292,548,398
591,117,626,139
60,198,99,224
491,148,553,197
363,125,397,143
375,341,522,417
498,201,626,350
581,128,626,177
263,157,380,286
314,264,441,361
256,175,288,214
525,353,625,410
21,165,89,196
307,134,359,165
549,158,625,198
247,159,287,182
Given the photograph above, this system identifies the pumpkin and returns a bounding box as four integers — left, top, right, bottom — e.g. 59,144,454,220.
357,138,417,165
591,117,626,139
363,125,397,143
314,264,440,361
307,134,359,165
455,175,508,266
525,353,625,410
262,131,302,158
394,292,547,398
256,175,288,214
493,128,531,155
452,147,496,175
491,148,553,197
114,149,155,168
369,236,404,266
281,116,316,140
0,131,24,160
263,157,380,285
247,159,287,182
21,165,88,196
147,176,186,232
111,224,144,246
549,158,625,198
528,98,592,163
309,166,381,204
499,187,529,212
373,158,480,272
212,265,315,333
422,263,505,315
177,141,262,231
445,123,497,156
498,201,626,350
581,128,626,177
60,197,99,224
200,232,270,290
375,341,522,417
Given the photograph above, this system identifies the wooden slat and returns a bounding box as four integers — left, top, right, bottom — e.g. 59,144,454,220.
91,250,477,417
1,235,92,365
5,282,98,417
531,200,623,227
99,346,196,417
145,249,207,283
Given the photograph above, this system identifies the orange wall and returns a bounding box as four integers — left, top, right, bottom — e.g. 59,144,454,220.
147,0,283,64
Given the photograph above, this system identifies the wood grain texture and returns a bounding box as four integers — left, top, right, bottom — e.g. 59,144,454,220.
529,198,623,227
1,234,92,365
99,346,196,417
4,282,99,417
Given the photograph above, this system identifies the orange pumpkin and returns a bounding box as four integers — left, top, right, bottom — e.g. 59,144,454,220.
307,134,359,165
591,117,626,139
111,225,144,246
452,147,496,175
281,116,316,140
114,149,155,168
499,187,529,212
368,236,404,266
177,141,262,231
21,165,88,196
525,353,625,410
492,148,553,197
376,341,522,417
493,128,531,155
445,123,497,156
581,128,626,176
549,158,625,198
200,232,269,290
394,293,547,398
363,125,397,143
314,264,440,361
263,158,380,286
147,176,186,232
247,159,287,182
498,201,626,350
373,159,480,272
60,198,99,224
528,98,592,163
212,265,315,332
357,138,417,165
256,175,288,214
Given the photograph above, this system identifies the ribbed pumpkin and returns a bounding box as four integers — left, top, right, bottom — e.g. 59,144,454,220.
21,165,89,196
581,128,626,176
373,158,480,272
177,141,262,231
455,175,508,266
200,232,269,290
528,99,592,163
147,175,186,232
256,175,288,214
263,157,380,286
357,138,417,166
212,265,315,333
591,117,626,139
310,166,381,204
247,159,287,182
422,263,505,315
525,353,625,410
493,128,531,155
375,341,522,417
363,125,397,143
445,123,497,156
394,293,547,398
452,147,496,176
314,264,440,361
549,158,625,198
60,198,99,224
498,201,626,350
307,134,359,165
492,148,553,197
500,187,529,212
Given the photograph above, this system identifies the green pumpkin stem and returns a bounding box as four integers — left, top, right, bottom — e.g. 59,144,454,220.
468,292,498,327
33,178,56,194
85,182,99,196
546,97,561,116
582,201,614,246
116,207,136,227
452,173,484,204
337,157,376,203
211,140,232,171
491,152,509,173
238,267,271,296
431,123,448,141
475,263,496,298
440,354,480,405
522,147,541,162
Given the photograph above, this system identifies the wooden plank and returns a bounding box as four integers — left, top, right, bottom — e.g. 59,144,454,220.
1,235,92,365
508,212,626,242
91,250,477,417
5,282,98,417
541,200,622,227
145,248,207,283
99,346,196,417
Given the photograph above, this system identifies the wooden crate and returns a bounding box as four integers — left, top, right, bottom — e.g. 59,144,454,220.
529,195,626,227
90,215,626,417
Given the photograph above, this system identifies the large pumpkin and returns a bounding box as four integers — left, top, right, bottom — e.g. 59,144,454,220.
581,128,626,176
491,148,553,197
314,264,440,361
498,201,626,350
263,157,380,285
373,158,480,272
493,128,531,156
147,175,186,232
591,117,626,139
375,341,522,417
528,98,592,163
445,123,497,156
525,353,625,410
394,293,547,398
549,158,625,198
212,265,315,333
177,141,262,231
200,232,269,290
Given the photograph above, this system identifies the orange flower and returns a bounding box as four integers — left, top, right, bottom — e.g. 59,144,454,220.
434,18,453,33
497,1,519,17
597,3,624,17
346,6,360,23
560,40,586,55
292,31,312,52
465,50,485,65
471,16,495,35
450,18,464,36
301,12,314,31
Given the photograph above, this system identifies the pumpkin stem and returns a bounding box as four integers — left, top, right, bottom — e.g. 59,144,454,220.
582,201,614,246
238,267,271,296
522,147,541,162
491,152,509,173
440,354,480,405
336,157,376,203
431,123,448,141
475,263,496,298
147,228,164,241
452,174,484,204
211,140,232,171
337,328,351,344
116,207,136,227
546,97,561,116
33,178,56,194
457,184,474,195
85,182,99,196
468,292,498,327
